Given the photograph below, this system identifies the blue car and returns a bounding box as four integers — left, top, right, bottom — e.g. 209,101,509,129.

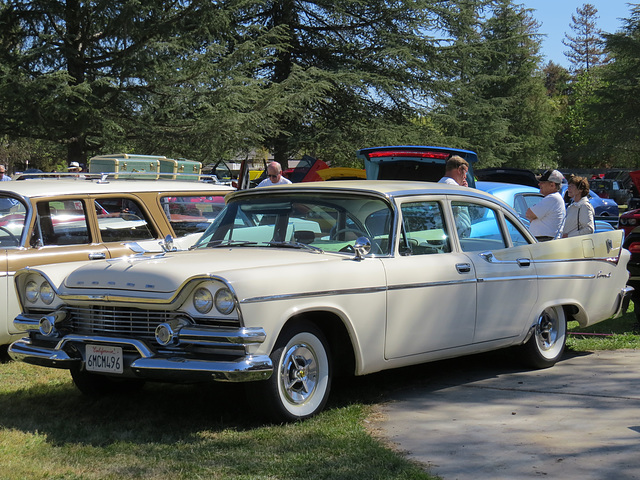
560,185,618,219
476,181,613,234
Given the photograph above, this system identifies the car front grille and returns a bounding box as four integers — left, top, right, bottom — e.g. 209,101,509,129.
68,305,172,340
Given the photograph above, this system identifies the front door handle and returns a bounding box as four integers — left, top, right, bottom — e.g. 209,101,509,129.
456,263,472,274
517,258,531,267
89,252,106,260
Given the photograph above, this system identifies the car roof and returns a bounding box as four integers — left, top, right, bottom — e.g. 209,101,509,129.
231,180,510,205
475,181,540,196
0,179,234,198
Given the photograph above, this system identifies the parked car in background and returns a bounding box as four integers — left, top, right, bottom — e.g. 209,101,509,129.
476,181,542,219
560,185,619,222
622,226,640,322
477,182,614,233
9,181,631,422
475,168,539,188
201,159,234,185
0,178,232,353
589,179,632,206
358,145,479,187
618,208,640,237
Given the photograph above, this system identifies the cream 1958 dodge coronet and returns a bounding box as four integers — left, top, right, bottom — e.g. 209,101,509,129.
9,181,632,422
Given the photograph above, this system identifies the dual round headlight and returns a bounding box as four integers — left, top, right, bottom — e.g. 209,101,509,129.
193,287,235,315
25,279,55,305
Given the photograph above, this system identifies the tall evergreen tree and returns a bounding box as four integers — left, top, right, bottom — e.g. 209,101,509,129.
587,5,640,166
0,0,278,165
231,0,444,167
562,3,607,73
434,0,553,168
558,70,603,167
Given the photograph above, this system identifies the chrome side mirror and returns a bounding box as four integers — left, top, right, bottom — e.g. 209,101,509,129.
159,234,176,252
354,236,371,260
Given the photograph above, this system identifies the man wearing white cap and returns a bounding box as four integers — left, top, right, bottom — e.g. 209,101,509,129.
526,169,566,241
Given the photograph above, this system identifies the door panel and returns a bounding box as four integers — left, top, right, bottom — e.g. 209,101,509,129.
458,205,538,343
384,200,477,359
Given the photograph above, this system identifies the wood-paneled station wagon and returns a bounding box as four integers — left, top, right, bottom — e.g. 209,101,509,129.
9,181,632,422
0,177,233,352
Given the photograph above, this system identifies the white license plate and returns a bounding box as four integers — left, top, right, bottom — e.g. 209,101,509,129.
85,345,123,374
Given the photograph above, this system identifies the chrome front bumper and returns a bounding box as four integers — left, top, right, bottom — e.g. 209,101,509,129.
8,333,273,383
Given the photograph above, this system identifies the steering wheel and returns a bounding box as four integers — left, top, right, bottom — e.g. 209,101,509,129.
330,227,366,240
333,230,385,255
0,225,20,245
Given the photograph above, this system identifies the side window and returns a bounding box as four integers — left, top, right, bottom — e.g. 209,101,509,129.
0,197,27,247
160,195,226,237
452,201,507,252
95,198,155,242
36,200,91,246
400,202,450,255
513,194,542,218
505,217,531,247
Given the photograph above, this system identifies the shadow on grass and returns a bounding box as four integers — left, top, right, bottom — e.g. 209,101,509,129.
0,347,593,448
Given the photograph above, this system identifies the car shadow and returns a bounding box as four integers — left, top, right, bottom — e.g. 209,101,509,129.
329,347,595,410
0,348,594,444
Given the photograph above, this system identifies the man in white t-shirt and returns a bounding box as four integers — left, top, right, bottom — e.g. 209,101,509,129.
438,156,469,186
257,161,292,187
526,169,566,241
438,156,471,236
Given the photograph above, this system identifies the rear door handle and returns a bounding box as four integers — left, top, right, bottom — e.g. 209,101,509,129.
456,263,472,274
89,252,106,260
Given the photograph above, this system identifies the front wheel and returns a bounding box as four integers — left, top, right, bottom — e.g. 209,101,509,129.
250,321,332,422
519,306,567,369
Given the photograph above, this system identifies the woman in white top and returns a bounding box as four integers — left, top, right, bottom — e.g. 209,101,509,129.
563,176,595,237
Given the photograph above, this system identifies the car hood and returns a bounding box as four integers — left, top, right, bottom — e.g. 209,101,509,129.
62,248,360,295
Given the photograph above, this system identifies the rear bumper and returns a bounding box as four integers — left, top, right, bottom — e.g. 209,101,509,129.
8,334,273,383
612,286,634,319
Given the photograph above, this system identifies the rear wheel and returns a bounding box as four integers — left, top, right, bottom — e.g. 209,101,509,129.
519,306,567,369
250,321,332,422
71,368,145,396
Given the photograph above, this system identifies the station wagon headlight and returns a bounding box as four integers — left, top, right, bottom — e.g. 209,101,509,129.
214,288,235,315
25,280,40,303
40,281,55,305
193,288,213,314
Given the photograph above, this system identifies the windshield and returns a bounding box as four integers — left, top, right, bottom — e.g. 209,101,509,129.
0,195,27,248
195,192,393,255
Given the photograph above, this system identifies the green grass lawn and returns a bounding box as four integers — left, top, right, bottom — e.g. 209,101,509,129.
567,301,640,351
0,361,434,480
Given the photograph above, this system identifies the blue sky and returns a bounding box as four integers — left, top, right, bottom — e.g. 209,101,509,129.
521,1,634,66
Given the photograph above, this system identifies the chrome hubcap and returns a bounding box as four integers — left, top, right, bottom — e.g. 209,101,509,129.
280,343,318,405
537,310,558,351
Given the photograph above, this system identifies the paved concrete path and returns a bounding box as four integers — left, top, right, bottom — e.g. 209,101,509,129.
375,350,640,480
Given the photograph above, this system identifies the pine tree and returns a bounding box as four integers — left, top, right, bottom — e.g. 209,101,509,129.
230,0,444,167
562,3,607,73
587,5,640,166
433,0,554,168
0,0,276,165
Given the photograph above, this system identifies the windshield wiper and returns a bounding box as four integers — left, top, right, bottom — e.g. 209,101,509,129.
204,240,259,248
266,241,324,253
